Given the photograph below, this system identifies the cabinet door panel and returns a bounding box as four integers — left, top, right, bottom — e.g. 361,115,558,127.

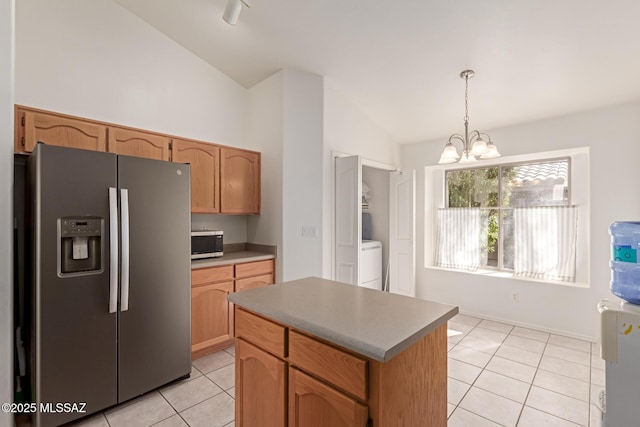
107,127,170,161
220,147,260,214
191,281,233,355
173,139,220,213
236,338,286,427
23,110,106,153
235,308,286,358
289,368,368,427
235,273,274,292
289,331,367,402
235,259,274,279
192,265,234,287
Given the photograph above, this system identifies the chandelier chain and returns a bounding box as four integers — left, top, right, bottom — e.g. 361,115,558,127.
464,75,469,124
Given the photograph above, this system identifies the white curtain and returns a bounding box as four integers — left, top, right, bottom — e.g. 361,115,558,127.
435,208,488,271
513,206,578,282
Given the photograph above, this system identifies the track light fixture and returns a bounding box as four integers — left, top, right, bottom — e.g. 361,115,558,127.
223,0,251,26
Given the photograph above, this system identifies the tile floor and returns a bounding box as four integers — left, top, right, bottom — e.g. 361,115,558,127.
447,313,604,427
63,346,236,427
21,313,605,427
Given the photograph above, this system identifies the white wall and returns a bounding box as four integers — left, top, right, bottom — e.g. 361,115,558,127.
324,80,399,165
281,70,324,280
15,0,247,146
15,0,253,236
323,81,399,278
247,71,399,282
402,101,640,340
191,214,248,244
247,72,284,280
1,0,14,424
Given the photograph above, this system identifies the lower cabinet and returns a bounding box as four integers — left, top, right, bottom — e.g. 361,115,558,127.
235,308,370,427
289,368,368,427
234,307,448,427
191,281,234,359
235,338,286,427
235,273,273,292
191,258,275,359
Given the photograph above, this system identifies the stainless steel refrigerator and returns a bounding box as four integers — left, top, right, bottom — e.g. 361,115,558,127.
28,144,191,426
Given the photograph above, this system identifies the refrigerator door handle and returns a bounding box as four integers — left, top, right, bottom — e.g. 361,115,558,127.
108,187,118,314
120,188,130,312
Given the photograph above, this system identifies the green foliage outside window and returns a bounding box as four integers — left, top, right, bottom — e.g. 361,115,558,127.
447,167,500,254
445,159,568,268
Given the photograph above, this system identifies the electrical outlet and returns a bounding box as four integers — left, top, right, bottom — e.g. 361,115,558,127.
512,293,520,302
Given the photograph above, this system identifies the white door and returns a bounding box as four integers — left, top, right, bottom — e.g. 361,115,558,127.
389,170,416,297
334,155,362,285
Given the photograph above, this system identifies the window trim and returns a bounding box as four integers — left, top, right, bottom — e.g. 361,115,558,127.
424,146,590,288
444,156,571,272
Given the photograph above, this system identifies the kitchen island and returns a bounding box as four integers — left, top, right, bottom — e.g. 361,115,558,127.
228,277,458,427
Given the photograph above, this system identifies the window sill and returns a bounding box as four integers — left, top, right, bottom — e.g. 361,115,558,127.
425,265,589,288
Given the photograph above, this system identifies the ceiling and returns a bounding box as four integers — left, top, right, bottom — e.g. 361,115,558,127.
115,0,640,144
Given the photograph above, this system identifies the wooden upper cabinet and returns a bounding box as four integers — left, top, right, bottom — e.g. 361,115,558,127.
107,127,170,161
18,108,107,153
221,147,260,214
172,138,221,213
15,106,261,215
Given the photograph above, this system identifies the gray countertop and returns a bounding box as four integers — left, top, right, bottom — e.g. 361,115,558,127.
191,251,275,269
227,277,458,362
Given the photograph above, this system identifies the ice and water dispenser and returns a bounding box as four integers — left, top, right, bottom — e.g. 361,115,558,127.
609,221,640,304
58,217,103,276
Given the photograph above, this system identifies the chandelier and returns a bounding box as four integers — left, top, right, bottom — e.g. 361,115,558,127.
438,70,501,164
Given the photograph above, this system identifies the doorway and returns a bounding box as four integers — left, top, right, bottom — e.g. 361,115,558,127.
333,154,416,296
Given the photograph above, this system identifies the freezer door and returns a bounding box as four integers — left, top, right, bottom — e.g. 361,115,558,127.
117,155,191,402
31,144,118,427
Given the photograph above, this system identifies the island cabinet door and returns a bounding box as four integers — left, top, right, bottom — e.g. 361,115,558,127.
235,338,286,427
288,368,368,427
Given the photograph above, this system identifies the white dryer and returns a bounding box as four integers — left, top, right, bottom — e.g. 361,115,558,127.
360,240,382,290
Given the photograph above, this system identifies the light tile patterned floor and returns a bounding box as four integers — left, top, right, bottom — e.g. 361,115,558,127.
23,314,604,426
64,346,237,427
448,314,604,427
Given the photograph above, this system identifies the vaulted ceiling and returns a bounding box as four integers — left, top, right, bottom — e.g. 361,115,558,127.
115,0,640,144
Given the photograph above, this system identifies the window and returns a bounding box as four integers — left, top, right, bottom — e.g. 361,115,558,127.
435,158,578,282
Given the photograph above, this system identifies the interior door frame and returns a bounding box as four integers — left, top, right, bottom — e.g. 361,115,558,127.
330,151,397,283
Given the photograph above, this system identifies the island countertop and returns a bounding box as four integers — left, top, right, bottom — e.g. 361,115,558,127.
227,276,458,362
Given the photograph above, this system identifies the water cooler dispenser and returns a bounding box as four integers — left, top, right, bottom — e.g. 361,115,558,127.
58,217,103,276
597,222,640,426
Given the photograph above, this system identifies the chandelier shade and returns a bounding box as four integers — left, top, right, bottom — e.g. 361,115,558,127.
438,70,501,165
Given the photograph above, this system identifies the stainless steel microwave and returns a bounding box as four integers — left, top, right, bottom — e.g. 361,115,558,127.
191,230,223,259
